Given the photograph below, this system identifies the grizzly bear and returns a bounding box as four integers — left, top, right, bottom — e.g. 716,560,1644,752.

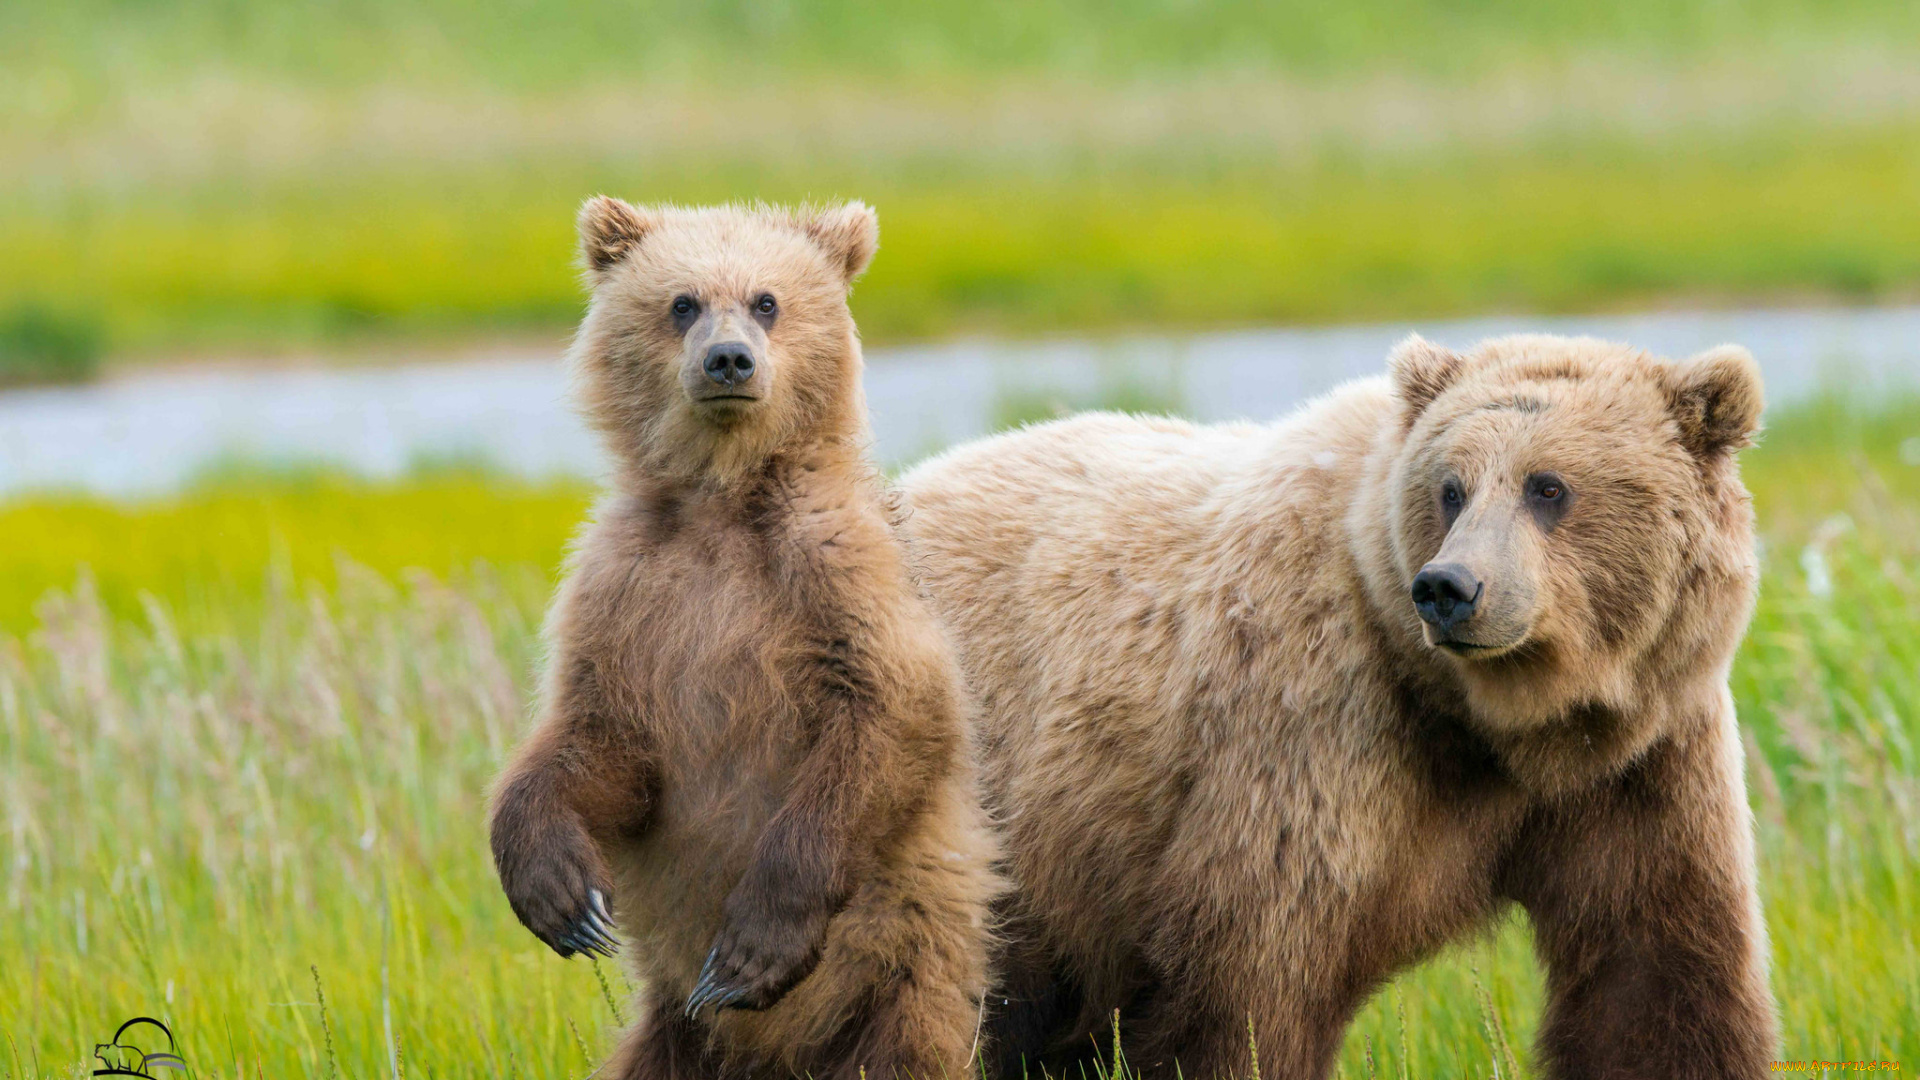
489,199,1001,1080
901,334,1776,1079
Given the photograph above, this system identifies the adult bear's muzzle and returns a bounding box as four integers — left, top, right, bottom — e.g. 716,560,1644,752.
1410,561,1482,635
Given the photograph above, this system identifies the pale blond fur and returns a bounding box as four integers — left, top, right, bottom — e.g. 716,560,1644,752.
902,334,1775,1079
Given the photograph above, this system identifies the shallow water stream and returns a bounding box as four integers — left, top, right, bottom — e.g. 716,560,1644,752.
2,304,1915,498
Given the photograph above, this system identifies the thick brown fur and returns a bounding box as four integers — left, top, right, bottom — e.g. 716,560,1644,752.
900,334,1776,1080
490,200,1001,1080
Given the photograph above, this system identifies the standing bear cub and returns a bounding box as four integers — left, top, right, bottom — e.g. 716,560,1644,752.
903,334,1776,1080
490,199,1000,1080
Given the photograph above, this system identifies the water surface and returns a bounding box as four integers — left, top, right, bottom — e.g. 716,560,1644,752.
2,305,1914,498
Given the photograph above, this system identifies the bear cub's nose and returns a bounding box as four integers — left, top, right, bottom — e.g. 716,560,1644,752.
704,343,756,388
1411,563,1482,633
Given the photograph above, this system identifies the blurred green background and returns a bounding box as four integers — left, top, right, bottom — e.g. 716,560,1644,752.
5,0,1920,378
3,4,1918,1079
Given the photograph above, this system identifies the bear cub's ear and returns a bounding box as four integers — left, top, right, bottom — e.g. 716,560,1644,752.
578,196,654,276
802,202,879,285
1666,344,1764,459
1389,335,1467,422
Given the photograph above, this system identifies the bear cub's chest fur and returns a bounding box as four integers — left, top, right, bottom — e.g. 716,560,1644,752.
593,461,889,769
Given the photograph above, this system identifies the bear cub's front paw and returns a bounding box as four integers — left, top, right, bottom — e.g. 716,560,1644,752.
499,844,621,960
684,891,830,1016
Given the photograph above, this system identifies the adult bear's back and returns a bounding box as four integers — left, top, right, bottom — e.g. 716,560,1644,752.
897,389,1404,1013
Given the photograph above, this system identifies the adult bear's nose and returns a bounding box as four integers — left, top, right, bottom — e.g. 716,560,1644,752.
703,343,756,387
1411,562,1482,632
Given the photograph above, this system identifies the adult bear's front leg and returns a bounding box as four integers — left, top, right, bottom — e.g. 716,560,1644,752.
1128,873,1358,1080
1502,713,1775,1080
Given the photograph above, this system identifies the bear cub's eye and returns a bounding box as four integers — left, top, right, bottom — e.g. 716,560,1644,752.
670,295,700,328
753,293,778,322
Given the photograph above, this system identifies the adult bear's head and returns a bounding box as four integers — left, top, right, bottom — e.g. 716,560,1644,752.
1369,333,1763,731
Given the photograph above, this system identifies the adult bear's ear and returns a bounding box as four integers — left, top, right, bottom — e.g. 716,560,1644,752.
1666,344,1764,459
1389,335,1467,422
802,201,879,285
578,196,654,278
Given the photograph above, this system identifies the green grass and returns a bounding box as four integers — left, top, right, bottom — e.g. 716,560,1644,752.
5,0,1920,366
1,397,1916,1077
9,122,1920,363
6,124,1920,362
0,466,590,637
10,0,1914,88
0,305,103,387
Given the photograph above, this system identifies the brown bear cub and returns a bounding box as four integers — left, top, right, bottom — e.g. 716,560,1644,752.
489,199,1000,1080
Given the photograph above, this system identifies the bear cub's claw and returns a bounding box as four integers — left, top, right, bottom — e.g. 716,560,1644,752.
558,888,622,959
500,838,621,959
684,898,825,1017
537,885,620,960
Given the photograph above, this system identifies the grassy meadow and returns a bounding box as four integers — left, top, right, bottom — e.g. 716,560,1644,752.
5,0,1919,1075
5,0,1920,374
1,395,1916,1078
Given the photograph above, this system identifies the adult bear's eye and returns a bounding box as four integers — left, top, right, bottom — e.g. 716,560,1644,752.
753,293,778,324
669,295,701,333
1440,481,1464,524
1526,472,1572,530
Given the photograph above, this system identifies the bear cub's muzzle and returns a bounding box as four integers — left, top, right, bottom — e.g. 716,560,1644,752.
702,341,757,391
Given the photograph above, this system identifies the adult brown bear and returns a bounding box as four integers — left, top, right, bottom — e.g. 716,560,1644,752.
901,334,1775,1079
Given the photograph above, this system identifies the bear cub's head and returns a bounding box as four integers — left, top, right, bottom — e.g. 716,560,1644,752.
1381,333,1764,728
568,198,878,486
